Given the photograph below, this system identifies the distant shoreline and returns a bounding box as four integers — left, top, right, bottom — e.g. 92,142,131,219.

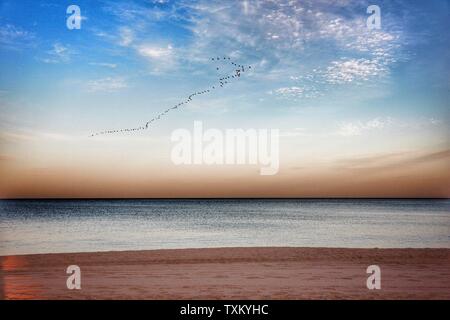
1,197,449,200
1,247,449,300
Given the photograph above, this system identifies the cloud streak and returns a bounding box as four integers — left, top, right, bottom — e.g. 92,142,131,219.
41,43,73,64
0,24,35,49
87,77,128,92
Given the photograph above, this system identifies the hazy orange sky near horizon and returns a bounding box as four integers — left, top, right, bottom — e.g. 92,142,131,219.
1,146,449,198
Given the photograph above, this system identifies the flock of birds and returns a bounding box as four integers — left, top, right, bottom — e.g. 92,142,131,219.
89,57,252,137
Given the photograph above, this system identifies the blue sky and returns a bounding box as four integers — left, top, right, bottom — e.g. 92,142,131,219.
0,0,449,197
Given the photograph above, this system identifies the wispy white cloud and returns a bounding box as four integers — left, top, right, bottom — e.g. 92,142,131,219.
273,86,304,98
271,83,322,100
336,117,441,137
97,0,408,99
87,77,128,92
136,43,176,73
337,117,393,136
324,58,388,84
167,0,405,99
41,43,73,64
0,24,35,49
103,0,175,31
137,44,173,60
89,62,117,68
110,21,177,73
118,26,134,46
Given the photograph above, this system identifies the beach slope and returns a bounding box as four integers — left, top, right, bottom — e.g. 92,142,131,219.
1,247,449,299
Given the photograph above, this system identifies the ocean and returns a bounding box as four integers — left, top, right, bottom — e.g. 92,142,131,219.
0,199,449,255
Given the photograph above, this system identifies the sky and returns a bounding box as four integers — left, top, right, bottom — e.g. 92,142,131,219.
0,0,449,198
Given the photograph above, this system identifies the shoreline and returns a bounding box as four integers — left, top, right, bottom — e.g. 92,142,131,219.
3,244,450,257
1,247,450,299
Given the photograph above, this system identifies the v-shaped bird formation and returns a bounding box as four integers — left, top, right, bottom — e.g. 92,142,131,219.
89,57,252,137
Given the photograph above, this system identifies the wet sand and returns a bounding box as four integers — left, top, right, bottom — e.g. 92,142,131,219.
1,247,449,299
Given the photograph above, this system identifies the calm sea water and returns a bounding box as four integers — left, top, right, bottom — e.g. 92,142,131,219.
0,199,449,255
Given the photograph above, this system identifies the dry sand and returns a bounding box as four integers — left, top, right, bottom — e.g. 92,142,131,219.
1,247,449,300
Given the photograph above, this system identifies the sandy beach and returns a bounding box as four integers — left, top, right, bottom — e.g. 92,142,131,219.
1,247,449,300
